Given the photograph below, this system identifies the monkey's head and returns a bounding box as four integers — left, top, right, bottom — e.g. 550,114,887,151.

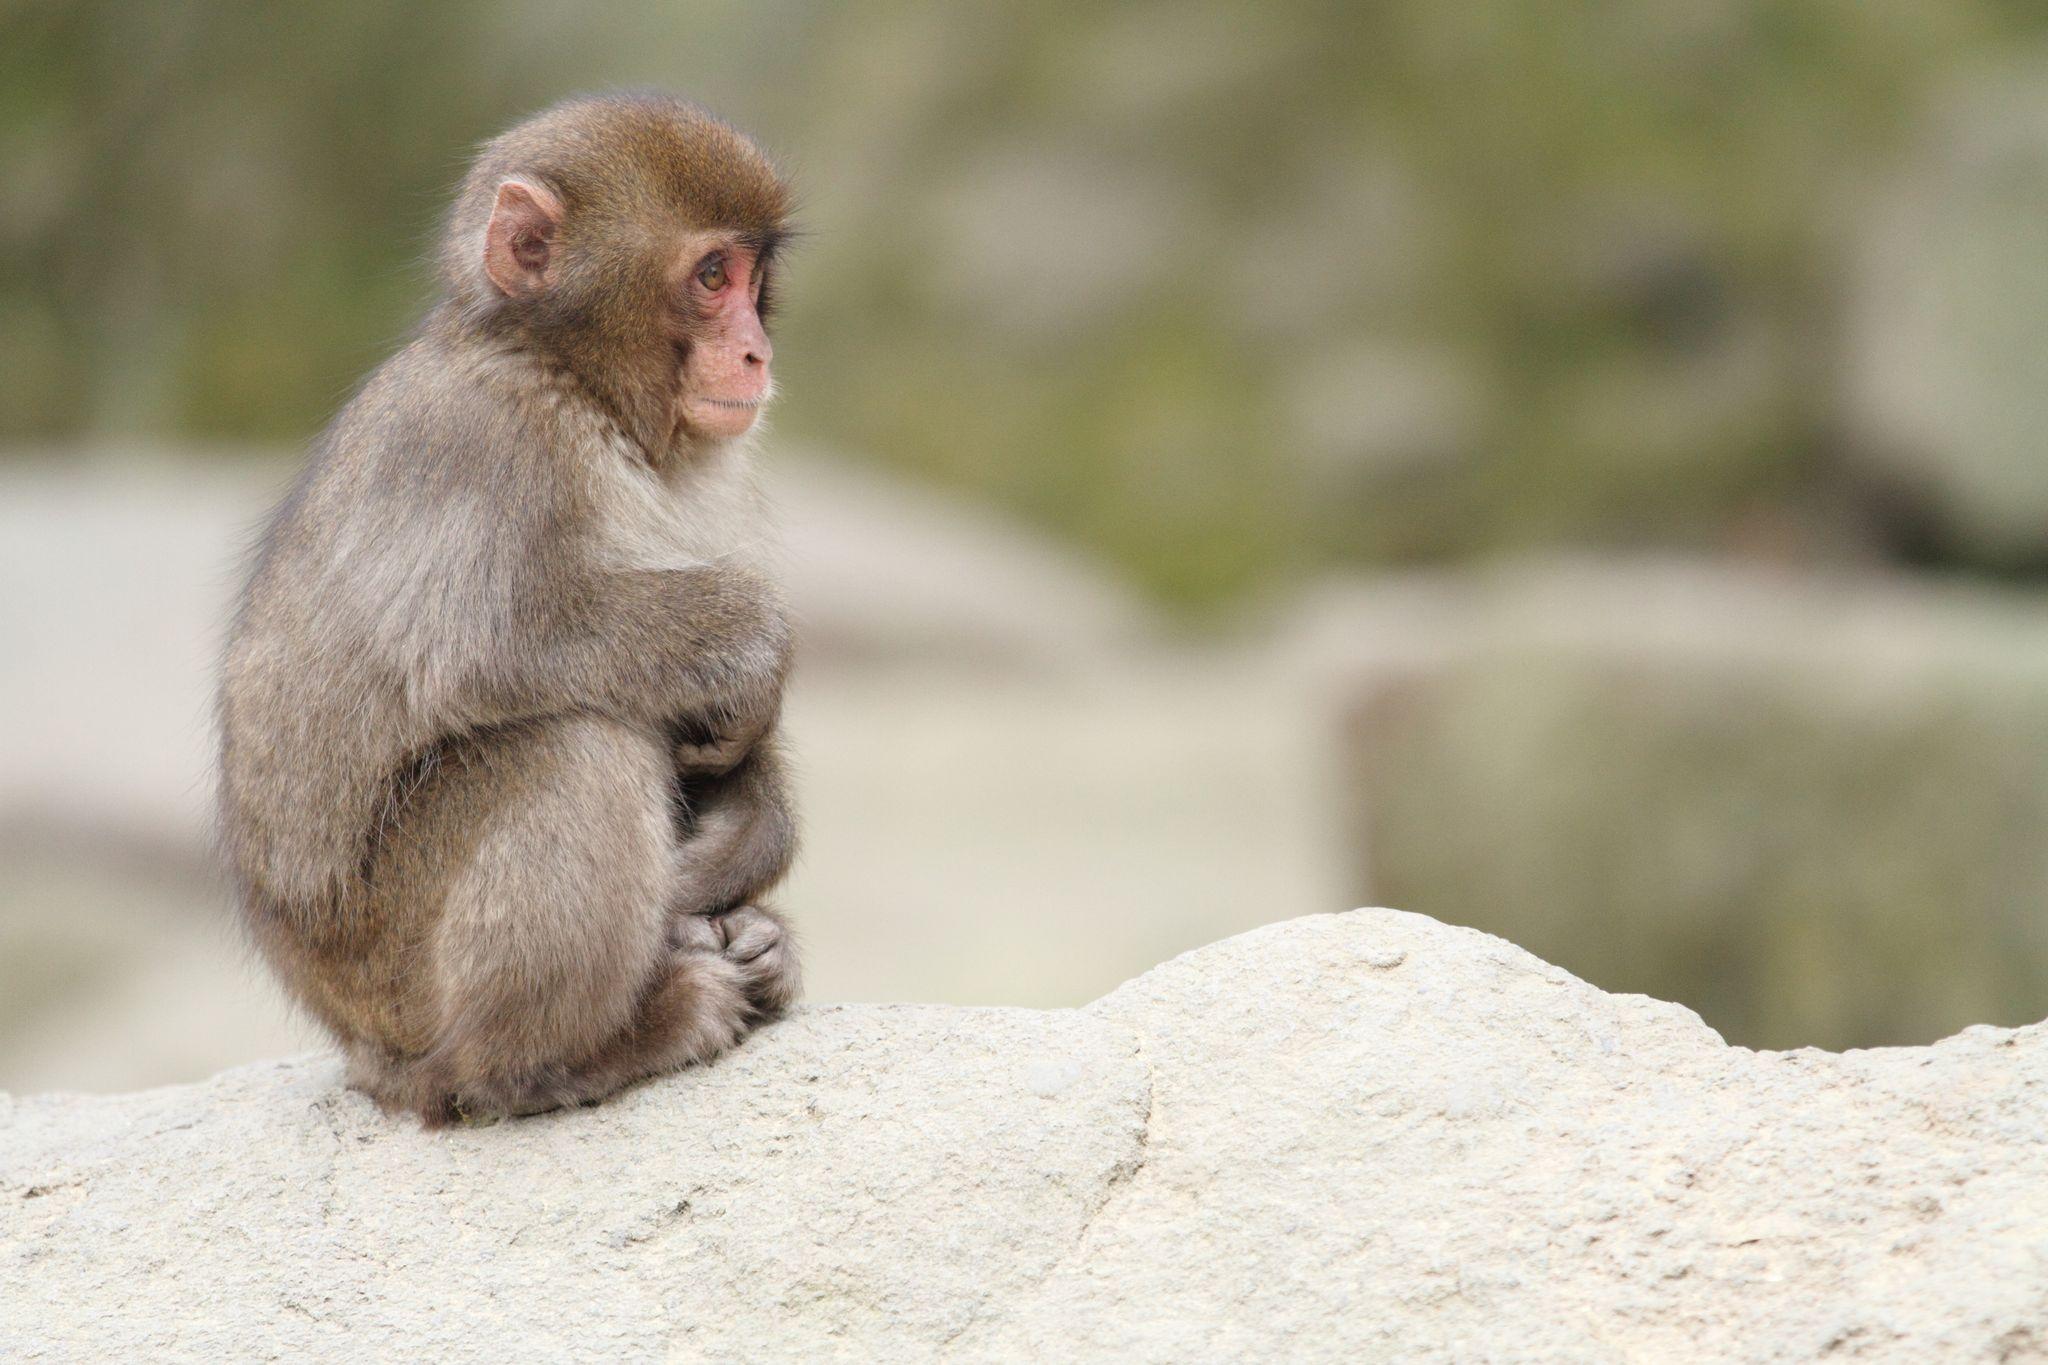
443,95,791,454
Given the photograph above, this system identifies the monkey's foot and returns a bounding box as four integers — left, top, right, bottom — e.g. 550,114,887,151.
669,904,800,1018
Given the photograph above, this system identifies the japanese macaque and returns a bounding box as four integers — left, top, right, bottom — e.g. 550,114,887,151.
216,95,801,1125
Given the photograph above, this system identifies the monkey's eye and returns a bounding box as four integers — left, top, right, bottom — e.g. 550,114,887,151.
695,256,728,291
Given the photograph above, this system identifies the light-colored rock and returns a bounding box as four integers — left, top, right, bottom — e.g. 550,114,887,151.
6,910,2044,1361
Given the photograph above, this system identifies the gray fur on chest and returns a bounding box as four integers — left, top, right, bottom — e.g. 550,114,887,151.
585,429,776,573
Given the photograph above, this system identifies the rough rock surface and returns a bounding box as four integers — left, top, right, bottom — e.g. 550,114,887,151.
5,910,2044,1362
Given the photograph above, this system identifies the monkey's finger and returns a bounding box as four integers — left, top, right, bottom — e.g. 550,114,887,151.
667,912,726,955
673,737,750,778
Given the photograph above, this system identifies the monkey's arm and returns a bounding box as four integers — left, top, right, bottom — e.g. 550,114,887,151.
361,356,789,746
431,561,791,748
670,732,797,918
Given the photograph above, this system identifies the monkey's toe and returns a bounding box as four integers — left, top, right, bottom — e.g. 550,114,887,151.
709,905,800,1015
713,905,781,962
665,905,797,1016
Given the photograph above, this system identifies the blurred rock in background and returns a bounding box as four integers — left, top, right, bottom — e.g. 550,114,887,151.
1846,56,2048,569
1307,562,2048,1050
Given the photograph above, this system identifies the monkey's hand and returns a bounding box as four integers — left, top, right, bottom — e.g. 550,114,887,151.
673,569,790,775
669,692,781,779
673,734,749,779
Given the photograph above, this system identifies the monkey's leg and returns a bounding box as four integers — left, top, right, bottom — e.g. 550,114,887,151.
669,730,798,911
667,733,801,1014
357,715,760,1123
533,936,775,1109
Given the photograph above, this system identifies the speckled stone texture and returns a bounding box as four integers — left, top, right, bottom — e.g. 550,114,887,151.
5,910,2044,1361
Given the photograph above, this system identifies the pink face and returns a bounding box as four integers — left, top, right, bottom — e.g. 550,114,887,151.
669,242,773,441
479,179,779,448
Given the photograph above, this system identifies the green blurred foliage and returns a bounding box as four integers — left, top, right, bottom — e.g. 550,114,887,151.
4,1,2045,604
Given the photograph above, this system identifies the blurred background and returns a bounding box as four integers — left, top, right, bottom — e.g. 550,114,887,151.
7,0,2048,1092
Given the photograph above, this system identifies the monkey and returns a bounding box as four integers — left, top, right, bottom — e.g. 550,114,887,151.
215,95,802,1125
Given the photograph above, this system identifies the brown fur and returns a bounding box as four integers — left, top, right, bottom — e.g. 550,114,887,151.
217,95,800,1125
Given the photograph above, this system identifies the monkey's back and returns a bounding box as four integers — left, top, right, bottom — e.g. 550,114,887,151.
216,336,561,961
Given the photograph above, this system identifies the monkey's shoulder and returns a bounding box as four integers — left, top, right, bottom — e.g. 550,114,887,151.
324,339,572,484
232,344,573,633
254,344,578,567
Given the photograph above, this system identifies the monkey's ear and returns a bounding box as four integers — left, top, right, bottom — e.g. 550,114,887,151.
482,178,563,298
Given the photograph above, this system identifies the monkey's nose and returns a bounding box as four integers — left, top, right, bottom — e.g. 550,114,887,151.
734,313,772,367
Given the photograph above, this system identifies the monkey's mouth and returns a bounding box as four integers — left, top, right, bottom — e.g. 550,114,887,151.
675,386,771,441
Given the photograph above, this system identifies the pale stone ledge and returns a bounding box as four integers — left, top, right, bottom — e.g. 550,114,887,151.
3,910,2043,1361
